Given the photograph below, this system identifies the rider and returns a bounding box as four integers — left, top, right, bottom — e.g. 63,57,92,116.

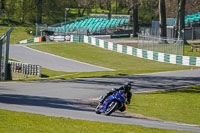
100,82,133,106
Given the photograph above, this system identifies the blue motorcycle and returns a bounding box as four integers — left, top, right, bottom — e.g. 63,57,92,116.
95,89,128,116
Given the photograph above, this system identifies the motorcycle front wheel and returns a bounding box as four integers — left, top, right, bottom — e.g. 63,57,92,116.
105,101,118,116
95,104,102,114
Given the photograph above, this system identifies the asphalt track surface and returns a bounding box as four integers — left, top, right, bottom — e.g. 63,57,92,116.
9,45,113,72
3,45,200,132
1,70,200,132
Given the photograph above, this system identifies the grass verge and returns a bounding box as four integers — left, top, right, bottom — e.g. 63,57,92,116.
28,42,192,79
0,26,34,44
0,109,194,133
184,45,200,57
128,86,200,126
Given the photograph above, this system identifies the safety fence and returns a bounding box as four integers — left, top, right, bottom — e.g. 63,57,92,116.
8,61,42,78
140,26,200,40
138,34,184,55
83,36,200,67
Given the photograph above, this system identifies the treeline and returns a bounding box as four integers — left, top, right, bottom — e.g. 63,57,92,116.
0,0,159,25
0,0,199,26
0,0,198,41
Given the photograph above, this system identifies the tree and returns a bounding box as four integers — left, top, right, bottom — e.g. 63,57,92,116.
74,0,95,17
174,0,186,44
99,0,104,9
115,0,118,14
35,0,43,23
159,0,167,38
1,0,5,9
107,0,111,19
133,0,139,37
125,0,132,15
19,0,29,23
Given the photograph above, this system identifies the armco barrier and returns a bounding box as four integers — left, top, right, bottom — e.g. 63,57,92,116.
8,61,42,77
83,36,200,67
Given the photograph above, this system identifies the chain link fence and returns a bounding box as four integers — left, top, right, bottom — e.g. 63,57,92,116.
138,33,184,55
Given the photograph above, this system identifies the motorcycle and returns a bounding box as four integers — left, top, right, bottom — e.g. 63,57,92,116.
95,89,128,116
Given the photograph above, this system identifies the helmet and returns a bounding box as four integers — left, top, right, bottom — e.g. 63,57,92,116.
123,82,133,92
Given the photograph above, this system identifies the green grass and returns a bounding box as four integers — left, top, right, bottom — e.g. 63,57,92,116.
28,42,192,79
0,26,34,44
41,67,74,78
0,109,194,133
128,86,200,125
184,45,200,57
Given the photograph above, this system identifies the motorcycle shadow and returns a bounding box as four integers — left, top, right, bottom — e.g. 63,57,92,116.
90,100,135,119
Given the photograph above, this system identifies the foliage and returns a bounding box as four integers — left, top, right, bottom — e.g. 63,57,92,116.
0,0,159,25
0,26,34,44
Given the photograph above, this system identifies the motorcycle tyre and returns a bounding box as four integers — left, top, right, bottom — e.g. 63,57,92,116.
95,104,102,114
105,101,118,116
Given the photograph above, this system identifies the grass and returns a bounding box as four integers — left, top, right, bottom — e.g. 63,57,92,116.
184,45,200,57
0,109,194,133
0,26,34,44
28,42,192,79
128,85,200,125
41,67,74,78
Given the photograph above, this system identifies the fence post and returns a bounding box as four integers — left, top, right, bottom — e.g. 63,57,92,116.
192,27,195,40
0,28,13,81
0,38,2,80
5,28,13,80
7,64,12,80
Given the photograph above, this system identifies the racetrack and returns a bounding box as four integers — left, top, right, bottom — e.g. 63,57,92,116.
9,45,113,72
1,70,200,132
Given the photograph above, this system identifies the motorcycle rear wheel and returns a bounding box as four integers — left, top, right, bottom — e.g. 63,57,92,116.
105,101,118,116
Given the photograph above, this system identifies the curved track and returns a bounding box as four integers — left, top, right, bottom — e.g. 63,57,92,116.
1,70,200,132
4,45,200,132
9,45,113,72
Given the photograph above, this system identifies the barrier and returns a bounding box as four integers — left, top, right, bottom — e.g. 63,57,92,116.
17,35,200,67
8,61,42,77
111,34,130,38
73,35,84,42
18,37,42,44
138,34,184,55
83,36,200,67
